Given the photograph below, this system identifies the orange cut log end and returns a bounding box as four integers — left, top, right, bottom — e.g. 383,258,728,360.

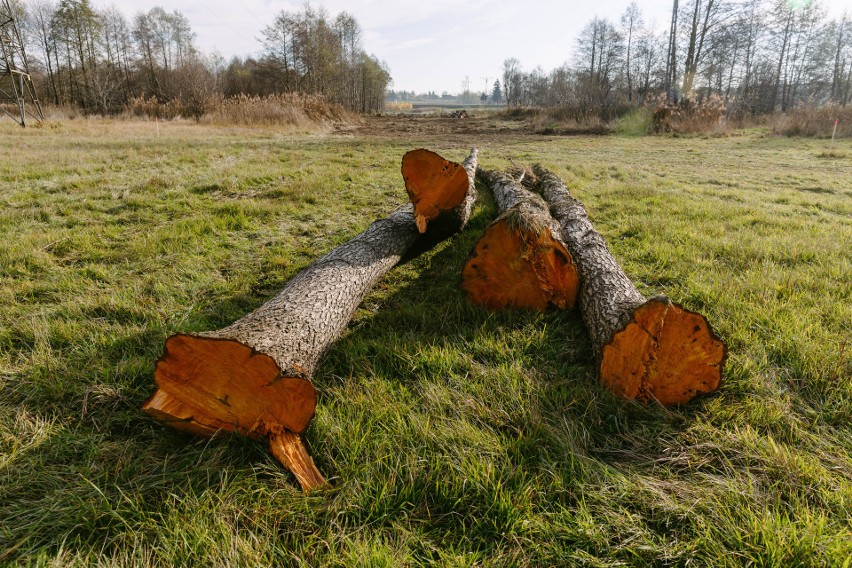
600,299,726,406
402,149,470,234
462,219,579,311
142,334,317,438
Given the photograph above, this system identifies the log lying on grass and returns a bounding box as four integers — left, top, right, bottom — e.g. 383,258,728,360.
534,165,726,405
402,148,477,235
144,148,478,491
463,168,579,310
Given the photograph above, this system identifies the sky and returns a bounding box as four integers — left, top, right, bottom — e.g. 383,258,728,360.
104,0,850,95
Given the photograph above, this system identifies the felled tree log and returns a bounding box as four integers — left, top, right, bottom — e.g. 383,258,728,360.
463,168,579,310
144,148,479,491
534,165,726,405
402,148,477,235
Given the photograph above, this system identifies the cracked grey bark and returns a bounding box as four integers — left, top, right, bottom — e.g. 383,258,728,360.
534,165,726,406
534,166,646,352
477,168,562,226
144,148,479,490
205,204,423,379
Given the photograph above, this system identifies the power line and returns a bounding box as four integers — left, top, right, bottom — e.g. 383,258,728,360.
191,0,244,40
238,1,267,27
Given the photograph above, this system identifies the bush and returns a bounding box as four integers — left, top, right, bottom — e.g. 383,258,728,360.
500,105,606,134
772,104,852,138
500,107,540,120
125,93,352,127
202,93,350,127
385,101,413,112
650,92,728,135
544,105,583,122
613,108,653,136
126,96,186,120
534,116,609,135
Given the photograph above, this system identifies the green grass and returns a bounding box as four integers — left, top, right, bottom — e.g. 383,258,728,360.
613,108,653,137
1,118,851,566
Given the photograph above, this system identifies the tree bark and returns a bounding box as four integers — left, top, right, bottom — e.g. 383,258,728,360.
463,168,578,311
534,165,726,406
144,148,479,490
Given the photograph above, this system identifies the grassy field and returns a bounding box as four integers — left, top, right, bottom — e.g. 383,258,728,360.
1,117,850,566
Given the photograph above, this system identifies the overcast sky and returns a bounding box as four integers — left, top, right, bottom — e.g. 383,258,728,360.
104,0,850,94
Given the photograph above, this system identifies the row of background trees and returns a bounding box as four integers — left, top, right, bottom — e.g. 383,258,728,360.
499,0,851,117
11,0,391,114
8,0,851,117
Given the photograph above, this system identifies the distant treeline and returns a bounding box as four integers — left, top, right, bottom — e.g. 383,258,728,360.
499,0,851,117
11,1,390,115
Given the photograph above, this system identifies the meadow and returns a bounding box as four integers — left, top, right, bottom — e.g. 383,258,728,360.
1,116,850,566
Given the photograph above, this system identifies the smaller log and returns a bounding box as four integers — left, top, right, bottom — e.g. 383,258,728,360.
534,165,726,405
463,169,579,310
402,148,476,234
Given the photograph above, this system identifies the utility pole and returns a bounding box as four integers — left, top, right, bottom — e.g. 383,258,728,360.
461,76,471,103
0,0,44,126
481,76,491,105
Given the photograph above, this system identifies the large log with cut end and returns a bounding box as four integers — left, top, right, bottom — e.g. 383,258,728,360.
463,169,579,310
144,148,479,491
534,166,726,406
402,148,477,235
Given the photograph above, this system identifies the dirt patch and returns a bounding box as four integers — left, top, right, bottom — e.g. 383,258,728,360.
339,113,549,142
341,113,613,142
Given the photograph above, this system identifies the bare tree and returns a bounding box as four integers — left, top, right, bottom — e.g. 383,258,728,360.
502,57,521,107
52,0,102,109
574,18,624,115
665,0,679,96
259,6,389,112
680,0,730,95
829,15,848,102
131,7,200,101
730,0,764,113
621,2,643,102
635,25,665,100
24,0,62,104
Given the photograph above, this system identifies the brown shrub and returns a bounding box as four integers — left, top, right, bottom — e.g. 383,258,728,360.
126,96,188,120
528,107,610,135
125,93,353,128
650,93,728,135
772,104,852,138
386,101,413,111
500,107,540,120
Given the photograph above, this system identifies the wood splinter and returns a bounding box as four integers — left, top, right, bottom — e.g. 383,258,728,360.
144,148,479,490
534,165,727,406
464,168,579,310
